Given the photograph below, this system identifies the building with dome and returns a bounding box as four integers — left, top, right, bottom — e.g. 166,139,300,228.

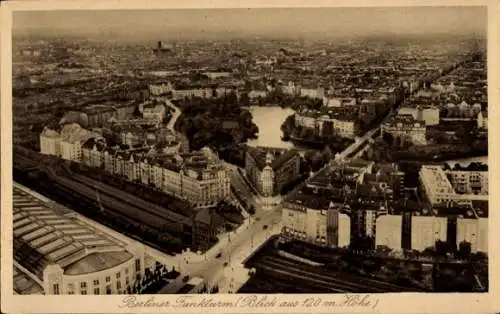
13,183,145,295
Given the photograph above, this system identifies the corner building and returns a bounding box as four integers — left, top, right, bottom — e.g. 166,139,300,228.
281,194,350,248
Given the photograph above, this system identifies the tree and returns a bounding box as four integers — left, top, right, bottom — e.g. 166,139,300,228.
435,240,449,256
458,241,472,259
240,92,249,106
382,132,394,146
248,205,256,215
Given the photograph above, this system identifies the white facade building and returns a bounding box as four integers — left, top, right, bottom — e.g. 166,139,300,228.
398,106,440,126
456,217,488,253
382,114,427,146
410,216,447,251
375,215,402,251
40,128,61,156
477,111,488,129
419,165,488,206
149,82,174,96
282,202,350,248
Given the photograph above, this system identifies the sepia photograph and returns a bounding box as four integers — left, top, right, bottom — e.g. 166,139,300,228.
1,1,496,313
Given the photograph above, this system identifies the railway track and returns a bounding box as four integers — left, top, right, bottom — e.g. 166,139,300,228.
70,173,192,225
258,256,386,293
252,253,423,293
50,177,171,230
49,174,190,239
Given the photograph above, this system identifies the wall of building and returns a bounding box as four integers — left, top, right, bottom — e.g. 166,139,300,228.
411,216,447,251
375,215,402,250
456,217,488,253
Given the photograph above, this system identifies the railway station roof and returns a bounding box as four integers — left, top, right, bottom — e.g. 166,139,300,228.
13,183,135,278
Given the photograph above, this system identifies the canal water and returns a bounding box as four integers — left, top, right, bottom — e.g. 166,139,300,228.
245,105,489,166
246,106,296,149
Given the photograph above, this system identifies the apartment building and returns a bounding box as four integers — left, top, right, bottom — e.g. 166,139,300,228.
411,216,448,251
171,88,213,100
419,165,488,206
382,114,427,146
149,82,174,96
456,217,488,253
375,214,403,250
142,103,166,123
295,107,359,139
446,169,488,195
245,147,301,197
82,146,230,209
40,128,61,156
281,194,350,248
40,123,102,162
398,106,440,126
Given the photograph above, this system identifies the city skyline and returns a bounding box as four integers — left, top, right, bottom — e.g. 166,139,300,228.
13,7,486,42
6,3,491,311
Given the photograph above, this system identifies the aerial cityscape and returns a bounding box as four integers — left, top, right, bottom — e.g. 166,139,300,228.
11,7,488,295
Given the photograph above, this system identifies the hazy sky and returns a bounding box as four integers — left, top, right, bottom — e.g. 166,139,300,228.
13,7,486,41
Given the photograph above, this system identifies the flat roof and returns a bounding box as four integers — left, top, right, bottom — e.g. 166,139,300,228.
13,183,134,278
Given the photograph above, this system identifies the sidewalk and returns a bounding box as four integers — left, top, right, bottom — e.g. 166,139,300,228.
204,224,281,291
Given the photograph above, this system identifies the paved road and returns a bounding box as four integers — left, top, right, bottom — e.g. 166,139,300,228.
163,99,181,130
159,205,282,293
191,208,282,284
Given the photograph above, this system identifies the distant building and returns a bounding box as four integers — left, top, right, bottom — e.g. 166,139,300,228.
382,114,427,146
248,90,268,100
171,88,213,100
255,57,277,66
295,107,359,139
398,106,440,126
281,196,350,248
477,111,488,129
82,105,117,128
108,118,159,129
40,128,61,156
153,41,175,56
40,124,102,162
281,81,300,96
446,169,488,195
149,82,174,96
294,109,317,128
203,72,231,80
299,87,325,100
245,147,301,197
142,103,166,123
13,184,145,295
317,110,358,139
323,97,356,108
